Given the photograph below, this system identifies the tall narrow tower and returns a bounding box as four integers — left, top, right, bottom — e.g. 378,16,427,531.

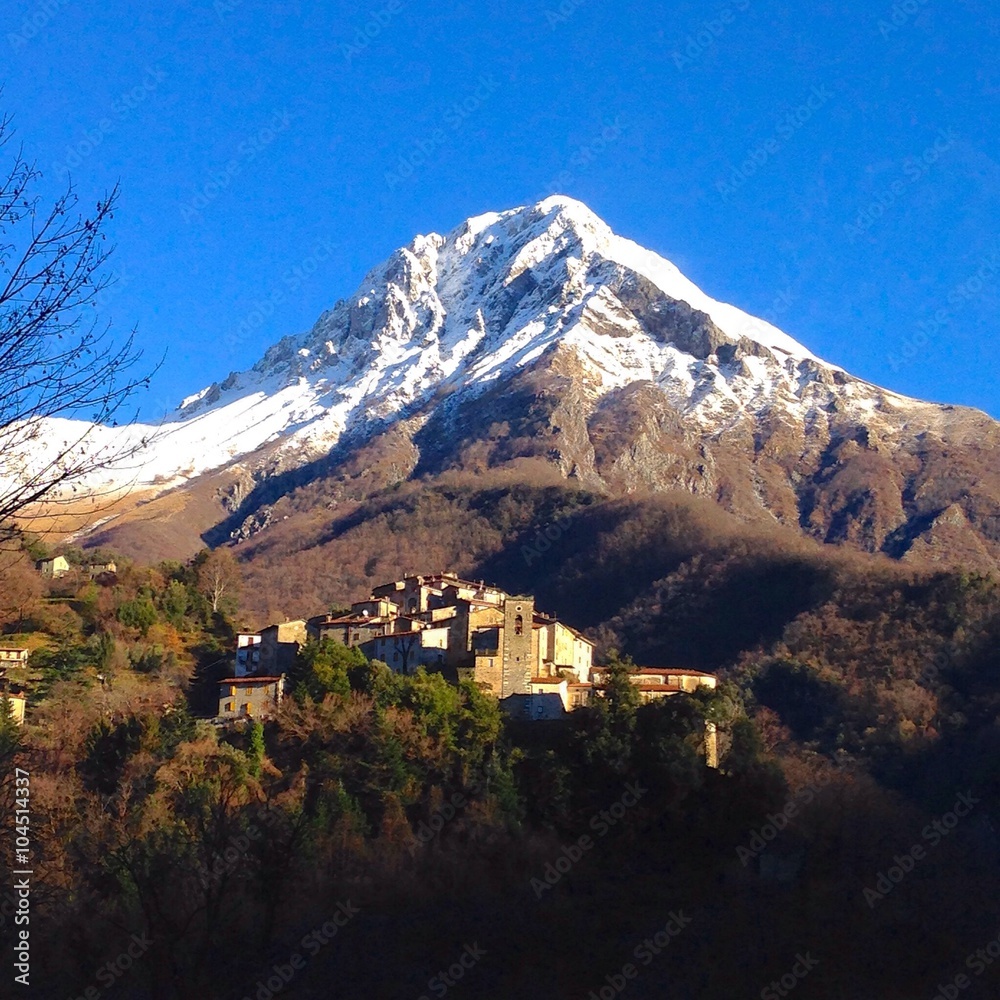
501,596,534,697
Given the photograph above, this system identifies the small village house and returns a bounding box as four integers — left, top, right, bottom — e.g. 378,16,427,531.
86,561,117,579
0,688,26,726
0,648,29,667
217,675,286,719
590,665,718,701
36,555,70,579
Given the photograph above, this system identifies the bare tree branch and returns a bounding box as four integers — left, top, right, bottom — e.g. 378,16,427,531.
0,113,159,542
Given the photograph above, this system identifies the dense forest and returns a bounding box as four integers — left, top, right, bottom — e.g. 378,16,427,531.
2,526,1000,999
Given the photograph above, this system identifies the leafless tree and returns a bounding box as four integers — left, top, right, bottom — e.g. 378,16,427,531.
0,113,155,542
0,549,42,632
197,548,242,614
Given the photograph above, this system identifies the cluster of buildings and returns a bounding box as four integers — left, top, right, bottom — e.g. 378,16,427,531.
35,555,117,580
217,574,718,757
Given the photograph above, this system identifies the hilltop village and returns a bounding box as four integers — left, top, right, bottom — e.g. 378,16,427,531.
0,566,718,763
218,572,717,746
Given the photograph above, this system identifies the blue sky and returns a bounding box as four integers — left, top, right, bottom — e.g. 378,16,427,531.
4,0,1000,418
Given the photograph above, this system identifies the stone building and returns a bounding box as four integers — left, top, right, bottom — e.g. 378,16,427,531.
312,612,391,649
258,620,308,675
217,675,285,719
86,561,117,578
366,623,450,673
590,666,718,701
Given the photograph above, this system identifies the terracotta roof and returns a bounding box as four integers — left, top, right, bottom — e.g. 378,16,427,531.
562,624,595,645
594,683,682,693
530,677,564,685
218,676,284,685
592,666,715,678
567,682,594,688
633,666,715,677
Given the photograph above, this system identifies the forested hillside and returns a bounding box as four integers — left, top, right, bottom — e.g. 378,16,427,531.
3,530,1000,997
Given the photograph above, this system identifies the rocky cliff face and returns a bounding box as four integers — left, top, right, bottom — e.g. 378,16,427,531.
23,196,999,572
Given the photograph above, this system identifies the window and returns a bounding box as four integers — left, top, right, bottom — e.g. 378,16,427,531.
225,701,234,713
514,614,523,636
229,685,236,696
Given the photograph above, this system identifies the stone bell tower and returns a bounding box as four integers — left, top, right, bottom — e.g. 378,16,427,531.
501,595,534,697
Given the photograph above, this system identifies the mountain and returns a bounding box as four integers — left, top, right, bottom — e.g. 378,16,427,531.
11,196,1000,604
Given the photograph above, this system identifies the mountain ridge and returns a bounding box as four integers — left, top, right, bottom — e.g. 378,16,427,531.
7,196,1000,579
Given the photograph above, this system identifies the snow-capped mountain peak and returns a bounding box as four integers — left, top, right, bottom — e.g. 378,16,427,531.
3,197,925,501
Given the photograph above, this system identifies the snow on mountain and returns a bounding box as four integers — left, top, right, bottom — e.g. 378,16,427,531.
1,196,931,501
